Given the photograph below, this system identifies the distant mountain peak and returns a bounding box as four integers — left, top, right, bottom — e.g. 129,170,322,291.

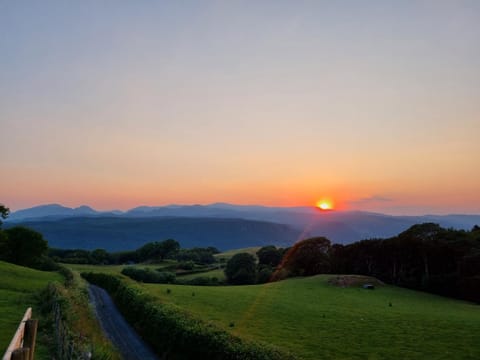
9,203,99,221
73,205,97,214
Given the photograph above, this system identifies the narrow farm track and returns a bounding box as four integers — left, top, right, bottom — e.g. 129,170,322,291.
88,285,159,360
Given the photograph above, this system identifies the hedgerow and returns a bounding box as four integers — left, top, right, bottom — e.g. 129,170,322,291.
81,272,295,360
121,267,176,284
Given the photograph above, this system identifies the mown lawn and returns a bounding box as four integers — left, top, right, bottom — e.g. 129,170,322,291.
133,275,480,360
0,261,62,355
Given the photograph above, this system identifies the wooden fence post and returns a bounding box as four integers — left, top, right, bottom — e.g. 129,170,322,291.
11,348,29,360
24,320,38,360
2,308,32,360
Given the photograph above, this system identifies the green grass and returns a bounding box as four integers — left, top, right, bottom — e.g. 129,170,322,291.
0,261,62,356
176,268,226,281
68,262,228,282
57,270,121,359
131,275,480,360
215,247,261,261
66,262,170,275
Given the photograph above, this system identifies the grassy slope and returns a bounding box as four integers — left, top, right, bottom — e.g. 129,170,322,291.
214,246,261,261
0,261,62,355
176,268,226,281
133,275,480,360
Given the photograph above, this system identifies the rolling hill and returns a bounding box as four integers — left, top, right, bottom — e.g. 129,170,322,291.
6,203,480,250
7,217,300,251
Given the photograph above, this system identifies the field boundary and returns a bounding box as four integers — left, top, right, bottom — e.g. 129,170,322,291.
81,272,295,360
2,308,37,360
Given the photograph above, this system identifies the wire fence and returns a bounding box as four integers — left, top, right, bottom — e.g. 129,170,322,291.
53,302,91,360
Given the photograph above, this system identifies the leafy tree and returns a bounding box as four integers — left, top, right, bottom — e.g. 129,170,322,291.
256,246,283,267
176,247,217,264
136,239,180,261
0,203,9,228
224,253,256,285
91,248,110,264
331,223,480,302
256,265,273,284
280,237,332,276
2,226,48,267
161,239,181,258
121,267,176,283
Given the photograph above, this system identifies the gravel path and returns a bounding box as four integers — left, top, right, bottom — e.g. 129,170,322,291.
88,284,159,360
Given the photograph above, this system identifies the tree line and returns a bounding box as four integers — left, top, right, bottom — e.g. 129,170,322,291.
330,223,480,302
225,223,480,302
49,241,219,265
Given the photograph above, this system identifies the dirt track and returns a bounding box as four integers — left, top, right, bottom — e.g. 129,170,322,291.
88,284,159,360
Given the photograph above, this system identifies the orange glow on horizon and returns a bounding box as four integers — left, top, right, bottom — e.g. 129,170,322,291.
316,199,334,211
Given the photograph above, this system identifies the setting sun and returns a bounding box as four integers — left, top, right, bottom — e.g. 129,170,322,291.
316,200,333,211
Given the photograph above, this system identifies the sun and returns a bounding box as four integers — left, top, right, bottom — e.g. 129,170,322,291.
316,200,333,211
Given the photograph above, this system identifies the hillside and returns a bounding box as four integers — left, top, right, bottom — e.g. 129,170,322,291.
133,275,480,360
0,261,62,354
8,217,300,251
8,204,480,248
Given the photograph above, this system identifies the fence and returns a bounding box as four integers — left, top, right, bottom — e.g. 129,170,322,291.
2,308,38,360
53,301,91,360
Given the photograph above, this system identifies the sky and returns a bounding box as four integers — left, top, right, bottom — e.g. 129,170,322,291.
1,1,479,215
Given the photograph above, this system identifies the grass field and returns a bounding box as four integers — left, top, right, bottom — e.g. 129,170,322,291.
176,268,226,281
68,262,228,281
214,246,261,261
0,261,62,356
66,262,171,275
129,275,480,360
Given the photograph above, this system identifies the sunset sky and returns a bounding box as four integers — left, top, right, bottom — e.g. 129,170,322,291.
1,1,479,214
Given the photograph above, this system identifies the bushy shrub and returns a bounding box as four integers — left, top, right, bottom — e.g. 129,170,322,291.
178,261,195,270
257,266,273,284
121,267,176,284
58,265,75,287
225,253,257,285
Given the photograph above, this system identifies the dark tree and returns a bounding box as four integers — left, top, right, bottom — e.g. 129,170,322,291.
0,204,9,228
256,246,283,267
136,239,180,261
333,223,480,302
280,237,332,276
225,253,257,285
176,247,217,264
2,226,48,266
256,265,273,284
161,239,181,258
91,248,110,264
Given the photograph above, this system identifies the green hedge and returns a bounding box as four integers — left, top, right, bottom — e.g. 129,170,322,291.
81,272,295,360
121,267,176,284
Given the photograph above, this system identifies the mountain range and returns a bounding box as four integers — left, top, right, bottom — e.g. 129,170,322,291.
5,203,480,251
